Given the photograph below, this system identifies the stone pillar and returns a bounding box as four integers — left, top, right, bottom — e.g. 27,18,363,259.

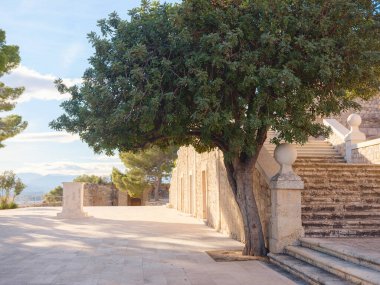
269,143,304,254
57,182,88,219
344,114,366,163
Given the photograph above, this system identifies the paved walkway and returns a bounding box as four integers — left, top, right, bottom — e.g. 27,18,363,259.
0,206,301,285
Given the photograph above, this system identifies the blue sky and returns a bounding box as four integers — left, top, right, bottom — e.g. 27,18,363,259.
0,0,178,176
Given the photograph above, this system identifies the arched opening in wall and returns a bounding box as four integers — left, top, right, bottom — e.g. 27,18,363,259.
189,175,193,215
129,197,142,206
202,170,208,220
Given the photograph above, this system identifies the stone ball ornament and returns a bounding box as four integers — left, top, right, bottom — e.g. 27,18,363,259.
274,143,297,166
347,113,362,128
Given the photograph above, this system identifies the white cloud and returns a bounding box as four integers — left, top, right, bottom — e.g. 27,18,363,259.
7,131,80,143
2,65,81,102
16,160,124,176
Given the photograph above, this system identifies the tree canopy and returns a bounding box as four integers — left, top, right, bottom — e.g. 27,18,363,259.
51,0,380,255
0,29,27,147
43,185,63,205
112,146,177,199
73,174,110,184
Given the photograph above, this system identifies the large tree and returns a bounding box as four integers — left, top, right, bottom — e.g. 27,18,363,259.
51,0,380,256
0,29,27,146
112,146,177,200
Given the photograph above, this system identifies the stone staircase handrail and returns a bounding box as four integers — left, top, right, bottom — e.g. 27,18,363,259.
323,118,349,140
256,146,280,185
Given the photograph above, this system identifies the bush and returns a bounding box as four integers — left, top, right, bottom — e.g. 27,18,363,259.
0,198,18,210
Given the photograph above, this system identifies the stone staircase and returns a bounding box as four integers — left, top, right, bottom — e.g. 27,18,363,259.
265,134,380,284
269,238,380,285
264,136,380,238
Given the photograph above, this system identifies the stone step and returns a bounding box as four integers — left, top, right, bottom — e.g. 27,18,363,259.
302,219,380,229
302,187,380,192
294,163,380,170
300,238,380,272
302,204,380,212
302,212,380,220
268,253,354,285
297,167,380,173
305,228,380,238
285,246,380,284
303,188,380,192
302,198,380,204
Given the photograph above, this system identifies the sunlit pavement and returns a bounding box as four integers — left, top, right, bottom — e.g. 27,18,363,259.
0,206,303,285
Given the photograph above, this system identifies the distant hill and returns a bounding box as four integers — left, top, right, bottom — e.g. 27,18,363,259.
17,173,77,195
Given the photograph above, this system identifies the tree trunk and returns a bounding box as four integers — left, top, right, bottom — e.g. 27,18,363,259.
225,154,267,256
154,176,161,201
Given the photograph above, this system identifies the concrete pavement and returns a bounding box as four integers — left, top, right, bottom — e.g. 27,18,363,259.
0,206,303,285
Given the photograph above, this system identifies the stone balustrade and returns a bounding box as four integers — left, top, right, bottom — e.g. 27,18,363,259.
324,114,379,164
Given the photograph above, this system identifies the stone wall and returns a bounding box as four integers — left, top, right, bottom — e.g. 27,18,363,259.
333,96,380,139
169,146,271,246
351,139,380,164
83,184,129,206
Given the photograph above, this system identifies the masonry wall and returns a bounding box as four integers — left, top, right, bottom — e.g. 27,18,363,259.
333,96,380,138
83,184,129,206
169,146,271,246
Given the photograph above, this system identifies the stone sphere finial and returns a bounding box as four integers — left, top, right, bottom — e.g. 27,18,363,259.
344,113,366,144
270,143,303,188
274,143,297,167
347,113,362,129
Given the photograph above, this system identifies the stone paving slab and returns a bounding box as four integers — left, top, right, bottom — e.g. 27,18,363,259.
0,206,301,285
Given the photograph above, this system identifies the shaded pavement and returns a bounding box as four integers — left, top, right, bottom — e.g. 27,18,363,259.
0,206,303,285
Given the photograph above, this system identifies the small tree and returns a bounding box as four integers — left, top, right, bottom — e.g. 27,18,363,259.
0,29,27,146
0,170,25,209
112,168,147,198
51,1,380,255
43,186,63,205
112,146,177,200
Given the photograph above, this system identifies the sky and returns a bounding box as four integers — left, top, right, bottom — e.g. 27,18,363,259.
0,0,178,176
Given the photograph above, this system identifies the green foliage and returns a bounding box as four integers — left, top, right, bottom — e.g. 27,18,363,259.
0,198,17,209
50,1,380,255
112,167,147,198
73,174,109,184
0,170,25,209
112,146,177,198
43,186,63,205
0,29,27,147
51,0,380,161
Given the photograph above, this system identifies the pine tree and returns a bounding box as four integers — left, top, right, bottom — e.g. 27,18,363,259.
0,29,27,146
112,146,177,200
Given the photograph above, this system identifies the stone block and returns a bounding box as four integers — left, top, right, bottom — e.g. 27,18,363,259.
57,182,89,219
269,188,304,254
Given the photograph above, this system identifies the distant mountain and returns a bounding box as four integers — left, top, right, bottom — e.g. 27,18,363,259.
17,173,77,195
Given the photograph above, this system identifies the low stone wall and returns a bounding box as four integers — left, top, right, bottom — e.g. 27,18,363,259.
170,146,271,246
352,139,380,164
83,184,129,206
